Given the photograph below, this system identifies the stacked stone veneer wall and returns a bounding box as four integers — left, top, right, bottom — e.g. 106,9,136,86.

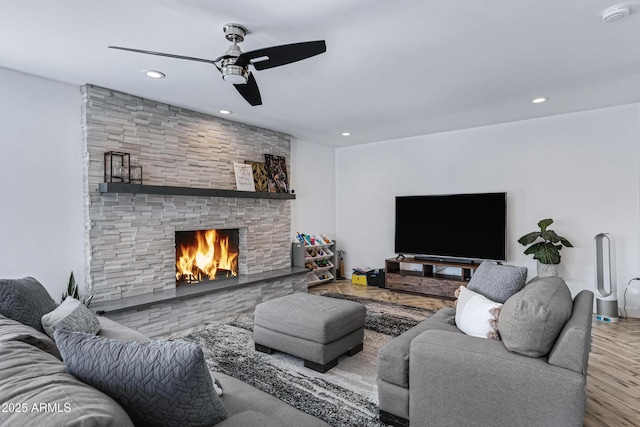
81,85,299,333
107,277,307,337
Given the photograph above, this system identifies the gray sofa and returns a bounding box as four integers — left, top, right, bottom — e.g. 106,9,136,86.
0,277,329,427
378,275,594,427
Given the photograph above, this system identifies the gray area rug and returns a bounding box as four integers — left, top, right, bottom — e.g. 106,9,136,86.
176,293,434,427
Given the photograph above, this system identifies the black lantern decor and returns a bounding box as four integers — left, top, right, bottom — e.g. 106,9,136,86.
104,151,130,183
130,165,143,184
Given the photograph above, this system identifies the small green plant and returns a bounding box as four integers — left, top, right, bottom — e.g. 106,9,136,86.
517,218,573,265
62,271,95,307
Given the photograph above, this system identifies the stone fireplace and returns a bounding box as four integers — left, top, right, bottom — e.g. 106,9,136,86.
80,85,307,337
175,228,240,286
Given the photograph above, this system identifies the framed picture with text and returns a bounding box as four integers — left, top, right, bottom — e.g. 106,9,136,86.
233,162,256,192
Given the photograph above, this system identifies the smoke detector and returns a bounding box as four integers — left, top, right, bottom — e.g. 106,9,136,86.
601,4,631,22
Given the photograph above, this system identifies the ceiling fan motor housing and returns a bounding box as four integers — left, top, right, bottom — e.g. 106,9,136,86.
221,24,249,84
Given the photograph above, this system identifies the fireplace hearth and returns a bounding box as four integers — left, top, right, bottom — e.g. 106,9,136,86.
175,229,239,287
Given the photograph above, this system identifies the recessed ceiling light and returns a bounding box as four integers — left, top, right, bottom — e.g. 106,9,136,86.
219,110,232,115
532,97,548,104
342,132,351,136
144,70,165,79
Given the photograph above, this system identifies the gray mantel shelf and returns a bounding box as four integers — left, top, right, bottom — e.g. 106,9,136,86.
92,266,309,315
98,182,296,199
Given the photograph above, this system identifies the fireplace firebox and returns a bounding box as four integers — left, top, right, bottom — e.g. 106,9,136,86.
175,229,239,287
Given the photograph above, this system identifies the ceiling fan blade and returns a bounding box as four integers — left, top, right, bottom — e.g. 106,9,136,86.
234,73,262,106
108,46,216,64
235,40,326,70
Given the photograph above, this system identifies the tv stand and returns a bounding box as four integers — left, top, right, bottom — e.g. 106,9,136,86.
385,257,478,300
412,255,476,265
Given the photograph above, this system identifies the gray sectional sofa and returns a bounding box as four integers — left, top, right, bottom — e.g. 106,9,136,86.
377,272,594,427
0,277,329,427
2,271,595,426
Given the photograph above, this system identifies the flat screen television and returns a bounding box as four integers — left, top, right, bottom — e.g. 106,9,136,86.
394,192,506,262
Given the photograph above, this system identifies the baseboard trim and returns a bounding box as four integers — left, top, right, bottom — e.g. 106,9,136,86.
380,410,409,427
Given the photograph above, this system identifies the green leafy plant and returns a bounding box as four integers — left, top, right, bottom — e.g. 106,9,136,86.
62,271,95,307
517,218,573,265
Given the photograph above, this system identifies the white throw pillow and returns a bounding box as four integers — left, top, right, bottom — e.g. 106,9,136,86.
455,286,502,340
41,296,100,339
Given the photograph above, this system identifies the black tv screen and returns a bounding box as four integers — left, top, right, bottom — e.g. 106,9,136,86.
394,192,506,262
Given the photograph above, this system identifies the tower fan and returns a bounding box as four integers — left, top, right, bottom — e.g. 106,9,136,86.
594,233,618,322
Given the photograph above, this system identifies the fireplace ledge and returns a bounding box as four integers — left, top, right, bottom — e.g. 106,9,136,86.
98,182,296,199
92,267,308,315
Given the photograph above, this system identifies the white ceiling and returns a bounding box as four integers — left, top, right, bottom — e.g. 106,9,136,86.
1,0,639,147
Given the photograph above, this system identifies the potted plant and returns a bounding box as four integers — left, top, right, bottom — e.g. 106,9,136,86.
62,271,95,307
517,218,573,277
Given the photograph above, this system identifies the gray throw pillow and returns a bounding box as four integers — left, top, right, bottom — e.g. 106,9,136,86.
467,262,527,303
41,297,101,339
54,330,227,427
0,277,57,333
498,276,573,357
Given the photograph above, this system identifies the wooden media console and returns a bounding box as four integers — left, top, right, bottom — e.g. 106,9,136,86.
384,257,478,300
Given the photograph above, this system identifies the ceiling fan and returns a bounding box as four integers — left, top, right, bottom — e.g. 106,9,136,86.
109,23,326,106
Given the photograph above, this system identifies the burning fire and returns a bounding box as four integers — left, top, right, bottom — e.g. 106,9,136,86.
176,230,239,286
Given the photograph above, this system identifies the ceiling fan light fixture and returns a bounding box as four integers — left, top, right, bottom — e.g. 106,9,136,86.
221,64,248,84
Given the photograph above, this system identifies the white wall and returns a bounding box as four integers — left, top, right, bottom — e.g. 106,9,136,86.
290,138,337,239
0,67,85,299
335,104,640,304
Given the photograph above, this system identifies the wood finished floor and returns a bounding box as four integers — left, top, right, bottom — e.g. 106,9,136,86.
310,280,640,427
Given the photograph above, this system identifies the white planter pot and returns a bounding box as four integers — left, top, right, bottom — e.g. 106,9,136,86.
537,261,559,277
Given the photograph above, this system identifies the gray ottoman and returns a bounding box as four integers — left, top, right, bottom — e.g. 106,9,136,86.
254,293,366,373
